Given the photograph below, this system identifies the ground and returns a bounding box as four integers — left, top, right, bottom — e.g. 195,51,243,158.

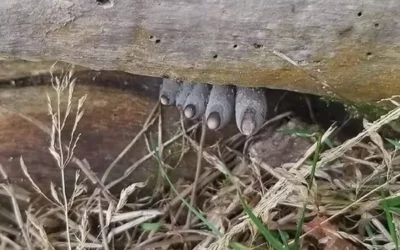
0,68,400,249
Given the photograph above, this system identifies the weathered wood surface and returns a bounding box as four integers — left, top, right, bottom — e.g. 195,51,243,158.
0,74,225,195
0,0,400,101
1,0,400,102
0,60,88,81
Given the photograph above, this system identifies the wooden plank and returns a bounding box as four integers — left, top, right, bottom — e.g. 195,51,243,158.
0,60,88,81
1,0,400,102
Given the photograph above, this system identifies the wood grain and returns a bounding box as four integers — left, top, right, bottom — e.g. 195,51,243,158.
1,0,400,102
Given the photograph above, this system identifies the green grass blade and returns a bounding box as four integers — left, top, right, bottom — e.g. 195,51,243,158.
322,137,334,149
277,128,314,138
151,136,250,249
382,196,400,208
238,193,286,250
230,242,251,250
278,230,290,250
150,137,222,237
294,203,307,250
293,134,322,250
141,222,161,232
365,223,378,248
381,197,399,250
388,207,400,216
386,138,400,149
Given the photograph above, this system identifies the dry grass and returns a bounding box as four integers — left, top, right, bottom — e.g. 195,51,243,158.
0,65,400,250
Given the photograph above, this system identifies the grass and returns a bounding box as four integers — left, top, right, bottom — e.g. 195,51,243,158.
1,65,400,249
381,195,399,250
294,132,322,250
239,193,286,250
150,135,222,237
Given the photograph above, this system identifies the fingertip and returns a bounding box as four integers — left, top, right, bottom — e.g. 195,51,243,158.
207,112,221,130
184,104,196,119
160,95,170,105
240,110,257,136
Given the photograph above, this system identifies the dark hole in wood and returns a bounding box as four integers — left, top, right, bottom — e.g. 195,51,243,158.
155,39,161,44
357,12,362,17
253,43,263,49
366,52,372,56
97,0,110,5
338,26,353,36
213,54,218,59
374,23,380,28
233,44,238,48
149,36,154,40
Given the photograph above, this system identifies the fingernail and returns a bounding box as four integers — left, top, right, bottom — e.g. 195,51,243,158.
160,94,169,105
207,111,221,130
235,87,267,136
240,109,256,136
184,104,196,119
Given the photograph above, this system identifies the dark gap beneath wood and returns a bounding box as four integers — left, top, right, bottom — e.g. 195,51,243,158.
0,69,372,140
96,0,110,5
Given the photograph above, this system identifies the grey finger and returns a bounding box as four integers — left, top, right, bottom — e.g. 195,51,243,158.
205,85,235,130
183,83,210,120
176,82,195,110
160,78,180,105
235,87,267,136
